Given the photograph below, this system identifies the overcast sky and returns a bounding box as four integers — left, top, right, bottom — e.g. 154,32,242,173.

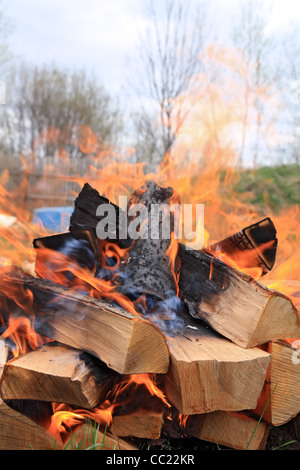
3,0,300,103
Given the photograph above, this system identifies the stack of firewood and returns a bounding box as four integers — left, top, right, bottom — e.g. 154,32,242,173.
0,181,299,451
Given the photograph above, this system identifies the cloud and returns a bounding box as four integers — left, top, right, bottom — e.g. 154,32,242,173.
4,0,300,99
5,0,147,94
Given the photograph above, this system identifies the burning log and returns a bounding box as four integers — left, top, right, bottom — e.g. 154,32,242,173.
110,408,165,439
0,398,59,450
33,229,100,278
69,182,130,247
0,397,138,450
67,422,138,450
179,245,300,348
116,180,181,302
206,217,277,277
0,267,170,375
0,342,120,409
254,340,300,426
163,313,271,415
67,182,296,348
1,180,297,450
69,182,277,277
185,410,269,450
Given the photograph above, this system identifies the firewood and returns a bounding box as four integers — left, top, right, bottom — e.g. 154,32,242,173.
69,182,130,247
69,181,181,299
33,229,100,278
116,180,180,302
206,217,277,276
0,398,137,450
254,340,300,426
0,267,170,375
163,311,271,415
67,422,138,450
110,408,164,439
179,245,300,348
69,183,277,278
185,410,269,450
67,183,296,348
0,398,61,450
0,342,120,409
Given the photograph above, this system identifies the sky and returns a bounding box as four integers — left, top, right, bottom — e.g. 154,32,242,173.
4,0,300,104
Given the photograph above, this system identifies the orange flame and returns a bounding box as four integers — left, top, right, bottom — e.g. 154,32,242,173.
47,373,170,442
1,314,51,358
166,232,180,296
178,413,189,428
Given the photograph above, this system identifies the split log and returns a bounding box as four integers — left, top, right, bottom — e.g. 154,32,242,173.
67,422,138,450
163,311,271,415
69,180,185,334
69,183,277,274
67,183,296,348
254,340,300,426
0,398,137,450
110,408,164,439
0,398,60,450
0,342,120,409
69,183,277,278
179,245,300,348
33,229,100,278
185,411,269,450
0,267,170,375
116,180,181,302
206,217,277,276
69,182,130,247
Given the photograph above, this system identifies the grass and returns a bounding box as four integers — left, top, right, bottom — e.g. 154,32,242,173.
232,164,300,214
63,420,120,451
29,419,121,451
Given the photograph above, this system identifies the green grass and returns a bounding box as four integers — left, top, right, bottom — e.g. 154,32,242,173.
63,420,120,450
232,164,300,214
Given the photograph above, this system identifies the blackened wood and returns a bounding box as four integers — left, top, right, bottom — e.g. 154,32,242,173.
69,184,277,280
0,398,60,450
33,229,100,277
178,245,300,348
206,217,277,276
116,180,180,302
69,182,130,247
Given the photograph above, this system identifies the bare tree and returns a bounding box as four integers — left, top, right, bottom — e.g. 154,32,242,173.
1,62,124,158
280,26,300,165
0,0,12,74
232,0,278,167
130,0,209,167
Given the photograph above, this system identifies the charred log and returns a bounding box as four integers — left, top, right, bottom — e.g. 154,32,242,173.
33,229,100,279
206,217,277,276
